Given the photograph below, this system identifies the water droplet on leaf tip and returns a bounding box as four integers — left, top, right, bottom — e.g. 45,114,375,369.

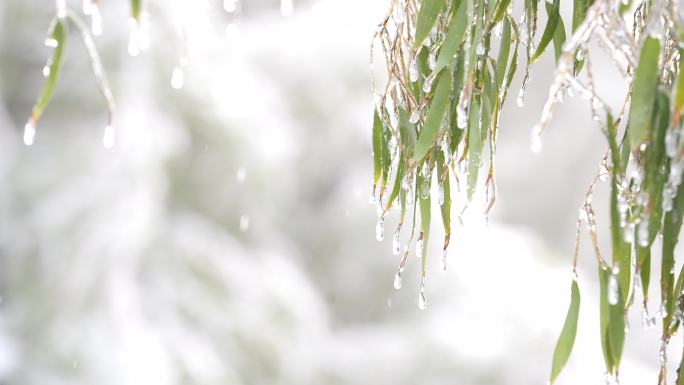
171,66,185,90
394,272,402,289
418,290,427,309
530,134,542,154
392,231,401,255
376,219,385,242
44,37,58,48
102,124,116,149
23,120,36,146
607,272,619,305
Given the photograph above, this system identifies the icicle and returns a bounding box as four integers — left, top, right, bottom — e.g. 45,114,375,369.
409,58,419,82
604,372,619,385
409,109,420,124
441,248,447,272
608,269,619,305
643,306,656,329
369,186,377,205
23,120,36,146
56,0,67,18
418,274,427,310
102,124,116,149
423,71,436,93
530,132,543,154
83,0,93,15
516,83,526,107
376,218,385,241
394,271,402,289
90,4,103,36
438,182,445,206
428,47,437,70
392,230,401,255
239,215,250,232
128,19,141,57
416,237,424,259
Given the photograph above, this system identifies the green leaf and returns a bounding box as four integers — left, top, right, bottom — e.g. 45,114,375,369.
551,14,566,62
467,99,481,200
31,19,66,122
549,279,580,384
662,176,684,328
627,37,661,150
531,0,560,63
372,110,384,187
434,0,467,71
675,48,684,121
414,0,444,49
386,156,405,210
131,0,142,20
599,267,625,373
496,17,512,90
419,172,432,272
413,71,453,162
436,150,451,235
571,0,588,32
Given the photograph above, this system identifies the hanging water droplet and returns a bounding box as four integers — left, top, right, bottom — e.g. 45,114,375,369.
224,0,238,12
392,230,401,255
475,42,485,56
530,133,542,154
376,218,385,241
23,120,36,146
409,57,419,82
280,0,294,16
128,21,141,57
441,248,447,272
102,124,116,149
637,218,649,247
642,306,656,329
420,174,431,199
42,65,51,78
394,271,402,289
90,4,103,36
239,215,250,232
604,372,619,385
493,22,503,39
608,270,619,305
236,167,247,183
171,65,185,90
418,290,427,310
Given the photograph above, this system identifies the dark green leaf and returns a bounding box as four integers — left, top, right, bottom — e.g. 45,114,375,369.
413,71,453,162
31,19,66,122
549,279,580,384
627,37,661,150
434,0,467,71
531,0,560,63
414,0,444,49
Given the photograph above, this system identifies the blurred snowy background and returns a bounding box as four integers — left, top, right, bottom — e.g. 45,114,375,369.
0,0,680,384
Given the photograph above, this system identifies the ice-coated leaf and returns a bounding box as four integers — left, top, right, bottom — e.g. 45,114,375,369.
413,71,452,162
627,37,661,150
414,0,444,49
531,0,560,63
372,110,384,187
599,266,624,373
131,0,142,20
31,19,66,122
551,13,566,62
496,17,512,90
467,99,481,200
434,0,467,71
549,279,580,384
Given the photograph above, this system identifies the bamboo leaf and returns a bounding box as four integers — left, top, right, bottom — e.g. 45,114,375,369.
414,0,444,49
551,14,566,62
372,110,384,187
31,19,66,122
531,0,560,63
131,0,142,20
496,17,512,90
549,279,580,384
413,71,453,162
434,0,467,71
467,99,482,200
628,37,661,150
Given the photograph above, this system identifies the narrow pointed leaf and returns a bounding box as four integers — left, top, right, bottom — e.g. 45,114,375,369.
531,0,560,63
31,19,66,122
413,71,453,162
549,279,580,384
414,0,444,49
434,0,467,71
627,37,661,150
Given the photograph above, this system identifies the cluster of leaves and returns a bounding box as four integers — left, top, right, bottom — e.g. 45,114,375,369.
370,0,567,305
24,0,145,146
372,0,684,383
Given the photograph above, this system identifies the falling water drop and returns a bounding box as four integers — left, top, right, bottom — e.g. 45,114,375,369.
608,270,619,305
23,120,36,146
376,218,385,242
392,230,401,255
394,271,402,289
171,65,185,90
102,124,116,149
239,215,250,232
